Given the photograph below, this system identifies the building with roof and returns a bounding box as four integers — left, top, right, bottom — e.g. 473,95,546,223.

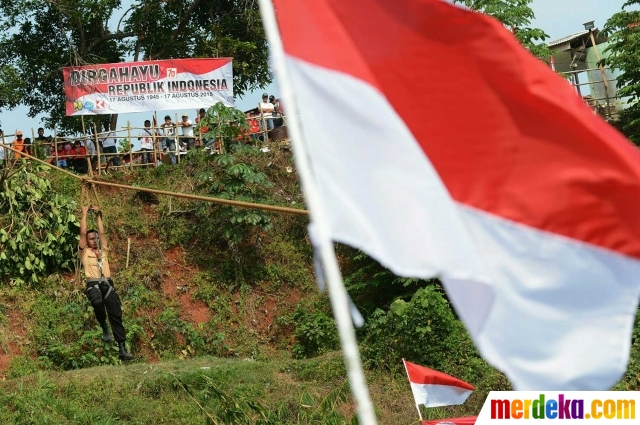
545,22,623,119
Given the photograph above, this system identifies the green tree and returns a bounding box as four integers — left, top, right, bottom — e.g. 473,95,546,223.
453,0,551,58
0,0,270,133
0,66,23,111
360,286,478,375
0,161,79,285
602,2,640,145
193,103,273,282
118,138,131,153
196,101,250,152
194,143,273,283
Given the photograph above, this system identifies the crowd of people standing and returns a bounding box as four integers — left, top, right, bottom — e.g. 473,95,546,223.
1,93,285,172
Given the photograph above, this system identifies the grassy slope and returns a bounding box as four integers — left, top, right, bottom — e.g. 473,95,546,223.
0,353,457,424
0,355,345,424
1,148,638,424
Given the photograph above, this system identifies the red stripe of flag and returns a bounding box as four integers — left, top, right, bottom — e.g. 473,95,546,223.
275,0,640,259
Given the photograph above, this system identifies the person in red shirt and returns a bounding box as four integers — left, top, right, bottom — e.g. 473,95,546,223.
56,143,69,168
246,113,261,142
72,140,88,174
65,142,77,157
195,108,209,147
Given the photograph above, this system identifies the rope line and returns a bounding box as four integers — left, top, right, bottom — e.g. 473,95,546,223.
0,143,308,216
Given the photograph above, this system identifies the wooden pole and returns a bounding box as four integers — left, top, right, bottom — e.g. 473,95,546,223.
93,123,100,176
175,113,180,163
0,142,308,215
30,127,35,158
589,30,612,116
0,130,5,163
258,1,374,423
54,127,58,167
126,237,131,269
98,126,104,176
195,108,200,148
90,183,102,209
127,121,133,171
259,102,269,144
80,117,86,170
153,112,158,166
80,117,89,175
86,149,95,177
217,114,224,154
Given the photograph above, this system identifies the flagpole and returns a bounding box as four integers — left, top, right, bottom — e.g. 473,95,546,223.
257,1,377,424
403,359,423,421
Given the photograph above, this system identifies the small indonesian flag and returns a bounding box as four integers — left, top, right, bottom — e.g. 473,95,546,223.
403,359,474,408
421,416,477,425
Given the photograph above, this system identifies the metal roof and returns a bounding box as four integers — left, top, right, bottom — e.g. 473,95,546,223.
548,29,594,47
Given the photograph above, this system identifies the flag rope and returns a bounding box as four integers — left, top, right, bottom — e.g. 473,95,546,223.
257,1,378,424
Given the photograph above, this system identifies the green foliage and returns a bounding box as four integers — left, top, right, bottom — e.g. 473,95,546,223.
197,101,252,152
30,293,123,370
124,284,162,311
196,144,273,246
0,65,23,111
345,250,432,315
613,308,640,390
0,162,79,284
360,286,478,374
0,0,126,132
453,0,551,58
191,135,274,282
603,2,640,144
195,7,271,96
261,238,314,290
154,308,206,357
6,355,39,379
31,139,50,161
286,355,347,382
118,138,132,153
291,303,339,359
0,358,354,425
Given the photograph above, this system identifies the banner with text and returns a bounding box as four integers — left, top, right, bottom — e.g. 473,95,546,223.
63,58,234,116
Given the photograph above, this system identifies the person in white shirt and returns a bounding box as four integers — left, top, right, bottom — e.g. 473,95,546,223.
81,136,97,170
160,115,177,165
177,113,195,150
99,123,119,167
137,119,155,166
259,93,275,132
85,138,96,156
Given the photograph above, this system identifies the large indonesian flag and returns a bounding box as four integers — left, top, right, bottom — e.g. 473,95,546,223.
273,0,640,390
403,360,474,408
422,417,477,425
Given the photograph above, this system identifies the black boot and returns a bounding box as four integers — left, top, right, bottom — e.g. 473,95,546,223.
100,322,113,343
118,341,134,361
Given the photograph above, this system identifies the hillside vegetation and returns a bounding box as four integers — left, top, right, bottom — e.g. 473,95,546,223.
1,144,639,424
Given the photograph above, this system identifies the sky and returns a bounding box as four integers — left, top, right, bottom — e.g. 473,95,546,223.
0,0,632,146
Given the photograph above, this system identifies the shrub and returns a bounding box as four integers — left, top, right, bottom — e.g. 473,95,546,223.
360,286,478,374
194,143,274,283
292,304,339,359
0,162,79,285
